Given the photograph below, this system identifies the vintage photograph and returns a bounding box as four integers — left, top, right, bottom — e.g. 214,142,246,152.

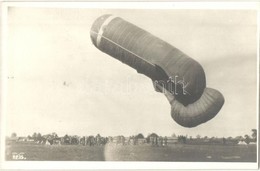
0,2,259,170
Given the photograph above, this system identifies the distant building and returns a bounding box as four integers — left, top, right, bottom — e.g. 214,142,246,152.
17,137,27,142
137,138,146,145
238,141,247,145
7,137,18,142
167,136,178,144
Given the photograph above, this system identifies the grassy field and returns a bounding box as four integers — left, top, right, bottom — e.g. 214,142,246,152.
6,142,257,162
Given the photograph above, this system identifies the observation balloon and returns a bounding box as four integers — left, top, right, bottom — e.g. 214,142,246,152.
90,14,225,127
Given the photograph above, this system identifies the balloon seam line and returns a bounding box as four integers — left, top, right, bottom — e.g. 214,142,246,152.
90,30,156,67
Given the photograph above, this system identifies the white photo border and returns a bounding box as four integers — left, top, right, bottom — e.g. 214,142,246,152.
0,1,259,170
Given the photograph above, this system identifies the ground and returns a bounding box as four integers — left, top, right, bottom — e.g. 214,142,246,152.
6,142,257,162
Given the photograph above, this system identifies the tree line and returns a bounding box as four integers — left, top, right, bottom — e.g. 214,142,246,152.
9,129,257,145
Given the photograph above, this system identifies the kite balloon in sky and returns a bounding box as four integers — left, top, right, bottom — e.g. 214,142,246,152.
90,14,225,128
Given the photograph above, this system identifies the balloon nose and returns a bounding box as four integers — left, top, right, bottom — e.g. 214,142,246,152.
90,14,116,47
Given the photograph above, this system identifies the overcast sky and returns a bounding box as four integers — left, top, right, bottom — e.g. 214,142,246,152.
5,7,257,138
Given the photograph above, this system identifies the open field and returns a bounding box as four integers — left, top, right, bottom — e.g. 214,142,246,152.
6,142,256,162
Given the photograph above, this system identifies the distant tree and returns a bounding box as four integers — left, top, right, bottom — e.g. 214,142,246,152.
11,132,17,138
147,133,158,142
252,129,257,141
36,133,42,141
32,132,37,140
64,134,69,139
204,136,208,139
135,133,144,139
52,132,58,138
235,136,243,141
196,135,201,139
71,135,79,145
244,134,250,144
63,134,70,144
27,135,31,139
149,133,158,138
178,135,187,144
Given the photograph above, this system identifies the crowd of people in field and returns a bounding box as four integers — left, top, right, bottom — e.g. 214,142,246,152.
39,134,170,146
13,133,172,146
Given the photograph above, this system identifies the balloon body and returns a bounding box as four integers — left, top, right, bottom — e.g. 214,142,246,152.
90,14,224,127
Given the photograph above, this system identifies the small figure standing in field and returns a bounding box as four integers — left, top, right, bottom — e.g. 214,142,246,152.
155,137,158,146
150,136,154,146
164,136,168,146
159,136,163,146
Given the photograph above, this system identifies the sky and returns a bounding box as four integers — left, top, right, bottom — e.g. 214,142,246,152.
4,7,258,138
